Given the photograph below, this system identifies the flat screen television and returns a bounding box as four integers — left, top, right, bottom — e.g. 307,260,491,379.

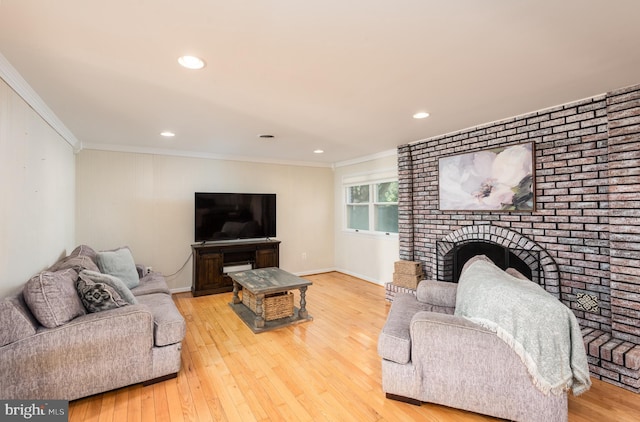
194,192,276,242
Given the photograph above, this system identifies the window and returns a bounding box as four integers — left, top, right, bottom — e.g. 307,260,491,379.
345,180,398,234
346,185,370,230
375,181,399,233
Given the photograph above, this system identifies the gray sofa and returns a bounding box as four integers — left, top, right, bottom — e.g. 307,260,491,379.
378,263,580,422
0,245,186,401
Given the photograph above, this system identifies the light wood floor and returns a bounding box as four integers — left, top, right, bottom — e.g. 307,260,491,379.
68,272,639,421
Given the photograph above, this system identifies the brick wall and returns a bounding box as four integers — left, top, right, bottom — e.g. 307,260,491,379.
398,83,640,392
607,86,640,346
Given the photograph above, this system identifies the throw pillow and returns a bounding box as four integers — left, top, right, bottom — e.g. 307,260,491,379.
96,247,140,289
79,270,138,305
76,277,128,313
48,244,100,273
23,269,86,328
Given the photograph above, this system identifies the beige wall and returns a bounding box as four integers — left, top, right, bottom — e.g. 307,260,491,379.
75,150,335,291
0,79,76,297
333,153,399,285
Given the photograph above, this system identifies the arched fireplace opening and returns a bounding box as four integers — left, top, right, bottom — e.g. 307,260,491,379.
434,225,560,298
439,241,537,283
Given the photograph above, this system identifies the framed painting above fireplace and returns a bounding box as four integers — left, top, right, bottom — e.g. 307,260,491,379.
438,142,535,211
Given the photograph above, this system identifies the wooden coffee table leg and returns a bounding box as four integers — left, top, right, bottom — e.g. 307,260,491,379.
232,281,241,304
298,286,308,319
255,294,265,328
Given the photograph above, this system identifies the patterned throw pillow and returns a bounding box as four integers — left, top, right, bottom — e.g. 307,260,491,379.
79,270,138,305
76,277,128,313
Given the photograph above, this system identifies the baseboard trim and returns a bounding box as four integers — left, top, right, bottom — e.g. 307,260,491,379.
333,268,385,286
170,286,192,294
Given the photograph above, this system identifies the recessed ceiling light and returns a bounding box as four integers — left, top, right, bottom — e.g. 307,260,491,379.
178,55,206,70
413,112,430,119
258,134,275,139
160,131,176,137
313,149,324,154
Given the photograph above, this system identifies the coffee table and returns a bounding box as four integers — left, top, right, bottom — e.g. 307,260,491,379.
228,267,313,333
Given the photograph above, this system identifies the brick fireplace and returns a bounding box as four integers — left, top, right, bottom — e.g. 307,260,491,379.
397,83,640,392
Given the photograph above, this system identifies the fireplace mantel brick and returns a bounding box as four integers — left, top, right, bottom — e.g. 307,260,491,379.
398,83,640,392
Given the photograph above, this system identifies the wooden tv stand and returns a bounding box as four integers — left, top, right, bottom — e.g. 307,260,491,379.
191,239,280,296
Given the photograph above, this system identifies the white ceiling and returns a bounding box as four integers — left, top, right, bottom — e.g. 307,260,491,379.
1,1,640,166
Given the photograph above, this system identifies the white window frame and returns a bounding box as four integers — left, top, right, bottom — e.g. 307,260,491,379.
343,169,398,236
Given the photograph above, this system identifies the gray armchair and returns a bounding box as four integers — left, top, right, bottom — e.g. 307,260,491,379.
378,279,568,422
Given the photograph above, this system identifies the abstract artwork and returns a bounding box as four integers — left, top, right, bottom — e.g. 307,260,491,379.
438,143,534,211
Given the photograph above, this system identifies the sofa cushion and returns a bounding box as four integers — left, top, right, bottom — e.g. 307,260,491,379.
79,270,138,304
23,269,86,328
130,272,171,297
378,293,430,364
135,293,186,346
76,276,129,313
96,247,140,289
0,295,38,346
49,245,100,273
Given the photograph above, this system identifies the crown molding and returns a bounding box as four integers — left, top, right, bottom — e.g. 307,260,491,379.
82,142,334,168
333,148,397,168
0,53,82,152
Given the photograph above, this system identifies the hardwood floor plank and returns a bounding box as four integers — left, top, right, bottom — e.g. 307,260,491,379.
126,385,142,422
67,396,89,421
97,391,116,422
164,378,185,422
84,395,105,422
153,381,171,422
175,364,198,422
113,388,129,422
68,272,640,421
140,381,155,422
181,345,218,422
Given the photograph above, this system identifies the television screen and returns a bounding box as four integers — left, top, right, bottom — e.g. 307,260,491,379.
194,193,276,242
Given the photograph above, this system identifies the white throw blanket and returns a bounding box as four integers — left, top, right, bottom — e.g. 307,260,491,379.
455,259,592,396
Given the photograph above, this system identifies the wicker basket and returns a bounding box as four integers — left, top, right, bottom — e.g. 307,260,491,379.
392,273,424,289
394,260,422,275
242,290,294,321
392,260,424,289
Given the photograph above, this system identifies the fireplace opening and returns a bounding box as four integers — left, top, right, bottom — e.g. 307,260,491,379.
438,240,538,283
